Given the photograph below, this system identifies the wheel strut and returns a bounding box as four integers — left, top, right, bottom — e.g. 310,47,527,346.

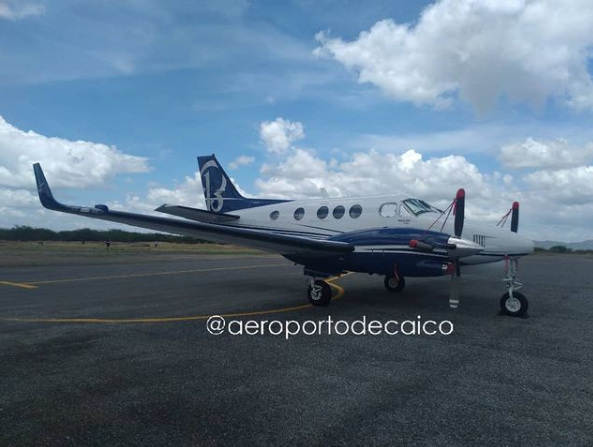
499,256,529,317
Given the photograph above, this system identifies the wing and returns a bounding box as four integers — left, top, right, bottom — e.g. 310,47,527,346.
154,204,240,223
33,164,353,255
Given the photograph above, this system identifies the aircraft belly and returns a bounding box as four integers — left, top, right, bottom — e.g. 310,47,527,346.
287,251,450,278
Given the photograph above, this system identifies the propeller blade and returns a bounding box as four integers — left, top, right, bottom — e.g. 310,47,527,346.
454,188,465,238
449,260,461,309
510,201,519,233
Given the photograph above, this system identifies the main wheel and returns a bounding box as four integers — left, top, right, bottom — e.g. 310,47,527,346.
384,275,405,293
307,280,332,306
499,291,528,317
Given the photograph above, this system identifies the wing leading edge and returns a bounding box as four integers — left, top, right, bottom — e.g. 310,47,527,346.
32,164,353,255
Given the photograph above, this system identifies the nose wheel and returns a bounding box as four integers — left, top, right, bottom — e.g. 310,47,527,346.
499,257,529,317
500,291,528,317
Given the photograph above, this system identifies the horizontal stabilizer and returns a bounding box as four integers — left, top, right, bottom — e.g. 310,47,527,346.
155,204,239,223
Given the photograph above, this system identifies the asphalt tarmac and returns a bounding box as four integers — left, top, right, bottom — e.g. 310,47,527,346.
1,253,592,446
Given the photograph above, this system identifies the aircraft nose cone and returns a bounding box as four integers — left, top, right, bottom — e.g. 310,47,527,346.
509,234,535,256
523,237,535,255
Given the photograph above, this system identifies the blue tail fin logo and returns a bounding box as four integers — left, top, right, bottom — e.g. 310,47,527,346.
200,160,227,212
198,155,241,213
197,155,290,214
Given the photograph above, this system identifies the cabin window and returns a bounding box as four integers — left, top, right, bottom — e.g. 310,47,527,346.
349,204,362,218
379,202,398,218
333,205,345,219
317,206,329,219
294,207,305,220
270,210,279,220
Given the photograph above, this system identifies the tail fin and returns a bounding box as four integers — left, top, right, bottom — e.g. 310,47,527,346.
197,155,289,213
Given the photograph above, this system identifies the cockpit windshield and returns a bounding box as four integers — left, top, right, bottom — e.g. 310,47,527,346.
402,198,442,216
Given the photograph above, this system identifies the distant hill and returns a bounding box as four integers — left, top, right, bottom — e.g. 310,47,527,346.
535,240,593,250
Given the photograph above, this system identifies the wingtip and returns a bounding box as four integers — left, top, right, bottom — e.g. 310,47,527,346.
32,162,60,210
32,162,45,187
33,162,43,178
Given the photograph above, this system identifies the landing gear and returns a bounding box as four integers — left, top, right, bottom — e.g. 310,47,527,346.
499,257,529,317
384,275,405,293
307,279,332,306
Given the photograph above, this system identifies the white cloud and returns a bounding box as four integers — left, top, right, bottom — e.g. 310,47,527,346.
0,1,44,20
314,0,593,112
229,155,255,170
147,172,204,208
499,137,593,169
259,118,304,153
0,116,150,189
525,166,593,204
102,170,206,216
0,116,151,229
0,187,37,208
256,148,497,208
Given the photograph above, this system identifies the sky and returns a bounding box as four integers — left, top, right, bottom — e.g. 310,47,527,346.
1,0,593,242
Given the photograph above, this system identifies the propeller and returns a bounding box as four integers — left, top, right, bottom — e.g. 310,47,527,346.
406,187,481,309
454,188,465,238
449,188,465,309
510,201,519,233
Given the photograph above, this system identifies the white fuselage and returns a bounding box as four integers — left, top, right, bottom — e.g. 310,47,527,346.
225,195,534,264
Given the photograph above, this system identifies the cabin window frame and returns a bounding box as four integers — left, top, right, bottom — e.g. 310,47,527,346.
317,206,329,220
294,207,305,220
349,204,363,219
333,205,346,219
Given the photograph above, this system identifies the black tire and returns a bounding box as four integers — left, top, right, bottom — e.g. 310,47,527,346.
384,275,405,293
500,291,528,317
307,280,332,306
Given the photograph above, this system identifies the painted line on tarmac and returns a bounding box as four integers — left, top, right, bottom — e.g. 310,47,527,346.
2,263,291,287
0,281,38,289
0,273,351,324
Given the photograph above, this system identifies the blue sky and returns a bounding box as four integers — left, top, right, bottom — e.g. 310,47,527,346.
1,0,593,241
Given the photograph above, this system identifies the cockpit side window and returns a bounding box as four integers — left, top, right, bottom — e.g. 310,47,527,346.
402,198,441,216
379,202,398,218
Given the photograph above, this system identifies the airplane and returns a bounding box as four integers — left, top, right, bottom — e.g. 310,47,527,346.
32,155,535,317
